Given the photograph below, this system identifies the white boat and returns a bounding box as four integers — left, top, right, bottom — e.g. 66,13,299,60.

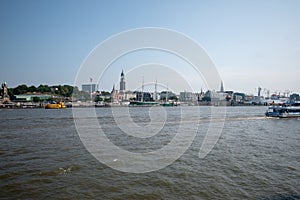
265,105,300,118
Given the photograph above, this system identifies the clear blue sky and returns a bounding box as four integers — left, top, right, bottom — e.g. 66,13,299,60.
0,0,299,95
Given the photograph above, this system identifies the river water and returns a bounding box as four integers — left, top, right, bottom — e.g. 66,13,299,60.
0,106,299,199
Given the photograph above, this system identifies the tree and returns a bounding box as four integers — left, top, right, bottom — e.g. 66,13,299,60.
202,96,211,102
32,97,41,102
104,97,112,102
52,85,74,97
101,91,111,96
8,84,96,102
37,84,51,93
168,95,178,101
94,96,103,102
8,88,14,100
13,84,28,95
28,85,37,93
64,85,73,97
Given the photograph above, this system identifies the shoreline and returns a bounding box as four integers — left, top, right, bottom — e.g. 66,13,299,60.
0,102,269,109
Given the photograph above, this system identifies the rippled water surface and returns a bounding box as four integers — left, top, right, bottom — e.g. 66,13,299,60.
0,107,299,199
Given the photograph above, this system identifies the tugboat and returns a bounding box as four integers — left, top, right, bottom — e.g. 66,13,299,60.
45,101,66,109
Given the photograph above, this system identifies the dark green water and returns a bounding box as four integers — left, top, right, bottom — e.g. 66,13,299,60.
0,107,299,199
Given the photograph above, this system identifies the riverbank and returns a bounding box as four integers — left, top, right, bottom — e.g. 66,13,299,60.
0,101,269,109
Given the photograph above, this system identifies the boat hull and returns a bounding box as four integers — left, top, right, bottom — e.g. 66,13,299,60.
129,101,159,107
45,103,66,109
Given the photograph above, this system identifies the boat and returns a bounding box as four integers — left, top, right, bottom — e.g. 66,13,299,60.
129,101,159,107
129,77,161,107
95,101,105,107
45,102,66,109
160,101,177,106
265,105,300,118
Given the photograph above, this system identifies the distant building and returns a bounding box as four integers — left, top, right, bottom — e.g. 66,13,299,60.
106,70,138,103
250,95,266,105
119,70,126,93
197,88,205,101
118,70,127,101
14,94,52,102
124,91,136,101
135,91,153,102
203,90,227,101
224,91,234,101
160,91,177,101
233,92,246,102
290,93,300,101
82,84,97,93
179,91,197,102
111,85,118,102
270,94,279,100
257,87,262,97
204,81,227,102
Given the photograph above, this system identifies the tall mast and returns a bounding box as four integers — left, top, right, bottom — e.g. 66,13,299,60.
90,77,93,101
141,76,144,102
166,83,168,102
154,78,157,101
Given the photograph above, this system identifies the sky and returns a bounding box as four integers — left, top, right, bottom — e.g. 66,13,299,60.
0,0,299,95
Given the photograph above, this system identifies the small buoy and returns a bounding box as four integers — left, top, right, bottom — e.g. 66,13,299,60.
113,159,118,162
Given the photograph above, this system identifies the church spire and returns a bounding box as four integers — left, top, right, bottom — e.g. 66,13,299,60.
220,81,224,92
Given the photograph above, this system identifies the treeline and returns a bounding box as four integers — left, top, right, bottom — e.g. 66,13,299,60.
8,84,91,101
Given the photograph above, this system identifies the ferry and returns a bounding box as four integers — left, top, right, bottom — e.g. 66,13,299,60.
265,105,300,118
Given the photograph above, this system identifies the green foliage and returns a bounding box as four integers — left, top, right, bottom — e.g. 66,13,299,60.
28,85,37,93
12,84,51,94
8,84,110,102
104,97,112,102
100,91,111,96
52,85,73,97
94,96,103,102
168,95,178,101
8,88,14,100
202,96,211,102
37,84,51,93
32,96,41,102
13,84,28,95
46,97,54,102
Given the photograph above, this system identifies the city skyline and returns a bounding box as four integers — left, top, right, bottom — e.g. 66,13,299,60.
86,70,296,98
0,0,299,95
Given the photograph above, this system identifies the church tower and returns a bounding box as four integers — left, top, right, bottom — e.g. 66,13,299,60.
119,70,126,93
220,81,224,92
